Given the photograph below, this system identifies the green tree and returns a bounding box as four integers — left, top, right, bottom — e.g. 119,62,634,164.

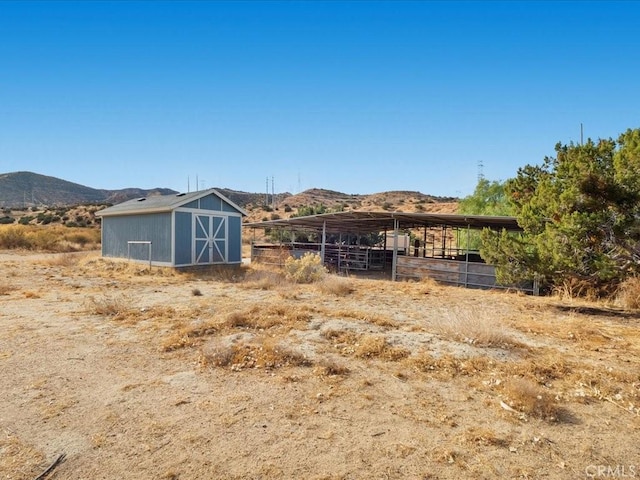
458,179,514,250
480,128,640,295
458,178,514,216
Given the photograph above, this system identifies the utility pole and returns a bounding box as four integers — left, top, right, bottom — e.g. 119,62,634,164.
580,123,584,145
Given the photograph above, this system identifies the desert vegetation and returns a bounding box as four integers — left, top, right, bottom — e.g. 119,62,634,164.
0,225,101,252
461,127,640,300
1,250,639,479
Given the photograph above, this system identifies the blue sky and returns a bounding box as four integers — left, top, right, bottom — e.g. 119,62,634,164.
1,1,639,197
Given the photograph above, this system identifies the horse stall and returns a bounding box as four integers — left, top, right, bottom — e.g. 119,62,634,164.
244,211,537,294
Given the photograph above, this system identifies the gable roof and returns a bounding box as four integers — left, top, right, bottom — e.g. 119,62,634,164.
96,188,247,217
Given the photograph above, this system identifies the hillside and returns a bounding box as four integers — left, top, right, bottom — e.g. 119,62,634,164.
0,171,460,227
0,172,177,208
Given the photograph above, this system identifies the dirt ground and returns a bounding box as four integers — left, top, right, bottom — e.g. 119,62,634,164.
1,250,639,480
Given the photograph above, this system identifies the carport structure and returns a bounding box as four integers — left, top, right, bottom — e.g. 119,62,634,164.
245,211,537,294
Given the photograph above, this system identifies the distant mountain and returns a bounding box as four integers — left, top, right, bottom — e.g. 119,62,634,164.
0,172,459,221
0,172,177,208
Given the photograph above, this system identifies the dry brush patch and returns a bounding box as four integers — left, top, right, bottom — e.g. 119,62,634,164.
0,432,46,480
429,307,523,349
200,336,313,371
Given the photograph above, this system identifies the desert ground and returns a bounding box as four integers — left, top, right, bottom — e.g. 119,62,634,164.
1,250,639,479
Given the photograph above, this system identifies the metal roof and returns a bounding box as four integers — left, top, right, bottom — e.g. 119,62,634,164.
96,188,247,217
244,211,522,233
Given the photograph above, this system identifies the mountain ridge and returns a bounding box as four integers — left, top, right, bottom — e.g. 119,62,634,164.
0,171,458,215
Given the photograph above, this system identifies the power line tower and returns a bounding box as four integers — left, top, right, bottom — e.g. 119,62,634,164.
477,159,485,182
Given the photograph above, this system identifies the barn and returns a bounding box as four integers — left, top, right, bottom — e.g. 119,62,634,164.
96,189,247,267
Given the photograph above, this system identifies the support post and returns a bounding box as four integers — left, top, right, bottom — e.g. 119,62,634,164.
392,218,399,281
464,225,470,287
321,221,326,265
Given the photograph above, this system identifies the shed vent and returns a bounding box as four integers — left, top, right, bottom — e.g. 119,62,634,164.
137,198,146,202
176,193,186,197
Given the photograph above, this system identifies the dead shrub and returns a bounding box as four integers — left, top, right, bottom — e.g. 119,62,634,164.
315,358,350,377
225,304,312,331
259,339,312,368
200,341,238,367
317,276,354,296
205,337,313,370
354,335,410,361
242,267,287,290
332,308,398,328
411,352,490,378
44,252,83,267
0,226,30,249
503,377,560,421
86,295,131,317
431,308,519,348
162,319,219,352
462,427,509,447
615,276,640,310
0,284,15,295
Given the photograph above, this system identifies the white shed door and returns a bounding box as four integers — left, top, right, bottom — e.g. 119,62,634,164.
194,214,227,264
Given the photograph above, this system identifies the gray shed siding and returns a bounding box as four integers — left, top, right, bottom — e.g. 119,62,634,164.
98,189,245,267
227,216,242,263
182,194,237,213
102,213,172,263
174,211,192,266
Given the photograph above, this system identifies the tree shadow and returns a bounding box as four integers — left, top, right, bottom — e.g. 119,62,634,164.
552,304,640,320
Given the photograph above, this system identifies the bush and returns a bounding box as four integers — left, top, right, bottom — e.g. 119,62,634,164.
615,277,640,310
0,216,15,224
284,252,327,283
0,227,30,249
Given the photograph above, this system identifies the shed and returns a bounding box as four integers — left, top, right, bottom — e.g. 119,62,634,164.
96,189,247,267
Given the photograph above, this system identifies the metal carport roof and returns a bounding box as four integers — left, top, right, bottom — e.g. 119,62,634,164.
244,211,522,233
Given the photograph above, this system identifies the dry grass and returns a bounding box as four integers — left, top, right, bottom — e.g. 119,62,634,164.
161,319,219,352
78,256,180,279
0,284,16,295
0,432,46,479
224,304,312,331
353,334,410,361
615,276,640,310
316,276,354,296
461,426,509,447
502,377,561,421
0,225,100,252
240,265,287,290
411,352,491,379
431,307,520,348
330,308,399,328
43,252,86,267
314,358,350,376
200,337,313,370
86,295,131,317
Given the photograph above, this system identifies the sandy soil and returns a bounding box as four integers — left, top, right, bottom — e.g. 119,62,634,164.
1,251,639,480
